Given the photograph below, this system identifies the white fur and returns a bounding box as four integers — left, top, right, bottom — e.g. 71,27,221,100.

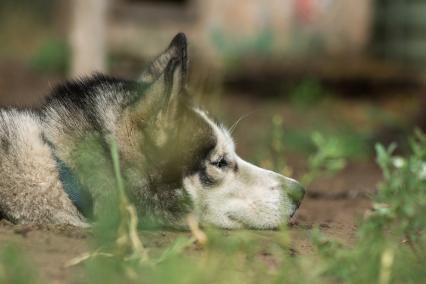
183,110,300,229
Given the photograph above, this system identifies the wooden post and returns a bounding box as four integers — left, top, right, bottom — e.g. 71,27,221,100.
70,0,109,77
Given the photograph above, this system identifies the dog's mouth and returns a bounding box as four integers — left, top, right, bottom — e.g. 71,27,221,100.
225,214,245,229
289,198,303,219
226,213,286,230
290,203,301,218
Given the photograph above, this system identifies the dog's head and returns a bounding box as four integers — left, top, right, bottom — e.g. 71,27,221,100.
125,33,305,229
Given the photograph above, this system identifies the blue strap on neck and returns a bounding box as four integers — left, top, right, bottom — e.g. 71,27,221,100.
53,155,94,218
43,136,93,218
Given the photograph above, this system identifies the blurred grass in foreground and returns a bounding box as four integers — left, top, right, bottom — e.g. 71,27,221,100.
0,127,424,283
0,245,41,284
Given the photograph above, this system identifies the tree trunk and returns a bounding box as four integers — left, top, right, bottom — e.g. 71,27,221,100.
70,0,109,77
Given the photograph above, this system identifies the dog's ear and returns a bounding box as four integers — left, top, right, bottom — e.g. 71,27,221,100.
139,32,188,86
130,33,188,123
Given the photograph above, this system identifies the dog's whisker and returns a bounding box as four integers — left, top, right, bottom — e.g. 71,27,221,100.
229,110,258,134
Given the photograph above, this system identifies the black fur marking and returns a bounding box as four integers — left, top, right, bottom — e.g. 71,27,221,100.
169,33,187,51
181,117,217,177
233,162,239,173
0,111,15,153
0,136,10,153
199,166,216,187
169,32,188,85
42,74,138,133
139,104,217,196
164,58,180,101
45,74,135,105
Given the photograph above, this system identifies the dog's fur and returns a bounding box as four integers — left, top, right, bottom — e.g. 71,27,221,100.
0,33,304,229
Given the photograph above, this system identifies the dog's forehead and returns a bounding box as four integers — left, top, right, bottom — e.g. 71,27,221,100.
193,108,235,158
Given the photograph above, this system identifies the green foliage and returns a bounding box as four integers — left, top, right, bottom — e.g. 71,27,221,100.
70,130,426,284
0,245,41,284
374,129,426,243
30,38,70,74
71,138,316,284
312,129,426,284
262,115,348,186
268,114,287,174
302,132,347,186
1,123,425,283
281,128,368,159
210,28,274,57
0,1,55,58
289,79,329,107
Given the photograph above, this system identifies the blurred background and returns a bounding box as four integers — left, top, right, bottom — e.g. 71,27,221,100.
0,0,424,186
1,1,426,270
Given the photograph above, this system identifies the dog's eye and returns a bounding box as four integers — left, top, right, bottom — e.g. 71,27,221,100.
211,158,228,169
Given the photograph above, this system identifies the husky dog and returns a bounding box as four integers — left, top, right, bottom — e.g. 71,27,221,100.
0,33,304,229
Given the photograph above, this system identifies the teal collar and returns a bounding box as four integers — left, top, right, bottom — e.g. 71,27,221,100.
43,136,94,218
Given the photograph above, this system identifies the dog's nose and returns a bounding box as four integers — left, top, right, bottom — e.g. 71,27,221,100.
283,178,305,208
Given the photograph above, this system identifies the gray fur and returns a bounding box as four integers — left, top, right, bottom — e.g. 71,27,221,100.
0,33,304,228
0,109,87,226
0,33,208,226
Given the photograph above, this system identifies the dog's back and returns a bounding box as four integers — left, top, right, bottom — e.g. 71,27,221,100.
0,75,137,227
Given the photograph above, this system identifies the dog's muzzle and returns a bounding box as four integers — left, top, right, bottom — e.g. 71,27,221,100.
288,180,306,208
280,177,305,215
